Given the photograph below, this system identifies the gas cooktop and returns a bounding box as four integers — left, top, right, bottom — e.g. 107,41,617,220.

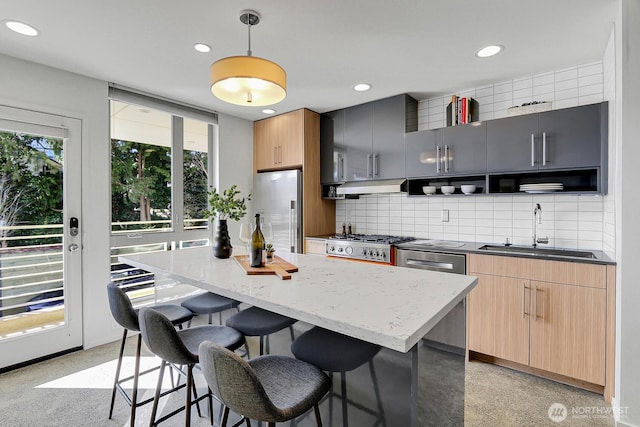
329,234,414,245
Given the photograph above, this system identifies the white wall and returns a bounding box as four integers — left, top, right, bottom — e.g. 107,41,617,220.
615,0,640,425
216,113,254,248
0,54,255,350
336,60,613,252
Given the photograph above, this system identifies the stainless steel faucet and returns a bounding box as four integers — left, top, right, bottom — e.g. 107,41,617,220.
533,203,549,247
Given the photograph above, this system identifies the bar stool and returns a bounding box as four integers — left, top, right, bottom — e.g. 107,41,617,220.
106,282,194,426
198,340,331,427
225,306,296,357
291,327,386,427
181,292,240,325
139,307,245,426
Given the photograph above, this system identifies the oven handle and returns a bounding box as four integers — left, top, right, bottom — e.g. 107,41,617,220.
404,258,455,271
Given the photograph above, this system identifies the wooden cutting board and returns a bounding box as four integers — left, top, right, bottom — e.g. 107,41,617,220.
233,255,298,280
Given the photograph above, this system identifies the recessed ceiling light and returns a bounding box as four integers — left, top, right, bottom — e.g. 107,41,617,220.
353,83,372,92
262,109,276,114
194,43,211,53
4,20,39,36
476,45,503,58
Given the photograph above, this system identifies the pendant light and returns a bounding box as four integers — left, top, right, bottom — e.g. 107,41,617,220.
210,10,287,106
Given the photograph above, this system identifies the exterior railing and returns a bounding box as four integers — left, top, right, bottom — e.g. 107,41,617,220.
0,220,208,319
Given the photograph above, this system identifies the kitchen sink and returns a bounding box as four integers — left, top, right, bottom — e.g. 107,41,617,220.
478,245,597,259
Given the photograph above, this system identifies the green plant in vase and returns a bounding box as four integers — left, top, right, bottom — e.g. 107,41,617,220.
265,243,276,261
203,185,251,258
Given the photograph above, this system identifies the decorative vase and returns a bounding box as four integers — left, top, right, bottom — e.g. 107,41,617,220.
212,219,233,258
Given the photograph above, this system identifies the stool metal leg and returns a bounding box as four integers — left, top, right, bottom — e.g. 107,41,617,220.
328,373,334,427
149,360,166,427
340,371,349,427
130,333,142,426
109,328,128,419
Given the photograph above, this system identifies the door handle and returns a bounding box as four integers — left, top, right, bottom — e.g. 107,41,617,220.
373,153,378,177
405,259,454,270
444,145,450,173
68,243,80,253
531,134,536,167
522,282,529,318
289,200,296,252
533,286,541,321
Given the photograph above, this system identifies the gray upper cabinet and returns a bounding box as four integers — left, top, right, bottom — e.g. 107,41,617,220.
405,123,487,178
320,110,346,183
536,103,604,169
344,103,373,181
486,114,539,172
440,123,487,175
487,102,606,173
373,95,412,179
405,130,438,178
326,94,417,182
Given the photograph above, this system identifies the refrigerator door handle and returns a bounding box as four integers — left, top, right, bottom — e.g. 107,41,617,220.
289,200,296,252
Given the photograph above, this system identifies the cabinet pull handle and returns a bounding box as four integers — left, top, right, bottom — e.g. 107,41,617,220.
339,155,344,181
522,282,528,318
367,154,372,177
436,146,442,174
533,286,541,321
444,145,450,173
278,145,282,164
373,153,378,177
542,132,547,166
274,146,278,165
531,134,536,166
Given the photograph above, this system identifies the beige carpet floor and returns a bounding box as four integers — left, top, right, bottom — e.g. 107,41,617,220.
0,325,614,427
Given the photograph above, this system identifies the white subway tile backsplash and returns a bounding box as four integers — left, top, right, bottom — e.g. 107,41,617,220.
554,98,579,109
494,81,513,94
555,67,578,81
578,62,603,77
533,72,555,86
555,78,578,92
476,86,494,98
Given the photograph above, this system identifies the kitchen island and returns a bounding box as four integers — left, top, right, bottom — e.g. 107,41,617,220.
120,246,477,426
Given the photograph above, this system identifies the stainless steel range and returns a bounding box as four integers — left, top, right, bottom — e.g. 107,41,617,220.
326,234,414,264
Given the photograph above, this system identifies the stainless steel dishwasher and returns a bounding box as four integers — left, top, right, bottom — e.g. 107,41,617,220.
395,243,467,354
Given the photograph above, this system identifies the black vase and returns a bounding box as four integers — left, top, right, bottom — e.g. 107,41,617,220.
212,219,233,258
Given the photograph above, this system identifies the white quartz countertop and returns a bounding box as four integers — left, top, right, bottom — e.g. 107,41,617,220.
120,247,477,353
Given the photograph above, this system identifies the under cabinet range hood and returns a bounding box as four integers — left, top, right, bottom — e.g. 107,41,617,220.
336,178,407,195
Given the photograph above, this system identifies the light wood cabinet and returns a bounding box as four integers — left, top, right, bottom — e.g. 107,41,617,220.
254,109,304,171
254,109,335,248
304,238,326,255
467,254,613,394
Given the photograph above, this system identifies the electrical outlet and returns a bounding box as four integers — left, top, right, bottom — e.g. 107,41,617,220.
441,209,449,222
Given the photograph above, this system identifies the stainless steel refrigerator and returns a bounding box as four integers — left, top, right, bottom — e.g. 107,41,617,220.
252,170,303,254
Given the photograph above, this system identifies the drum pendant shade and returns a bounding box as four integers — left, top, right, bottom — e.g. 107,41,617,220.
210,55,286,106
210,10,287,107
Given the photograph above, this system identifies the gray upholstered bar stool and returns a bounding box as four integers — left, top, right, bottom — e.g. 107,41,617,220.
198,340,331,427
139,307,245,427
181,292,240,326
106,282,194,426
291,327,386,427
225,306,296,357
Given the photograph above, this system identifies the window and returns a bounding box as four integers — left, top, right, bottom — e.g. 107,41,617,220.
108,88,217,302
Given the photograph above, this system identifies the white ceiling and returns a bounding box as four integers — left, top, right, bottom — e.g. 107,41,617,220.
0,0,618,122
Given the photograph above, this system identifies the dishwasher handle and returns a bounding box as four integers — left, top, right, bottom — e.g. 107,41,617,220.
404,258,455,271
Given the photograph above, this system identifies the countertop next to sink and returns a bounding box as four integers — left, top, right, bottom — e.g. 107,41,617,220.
394,240,616,265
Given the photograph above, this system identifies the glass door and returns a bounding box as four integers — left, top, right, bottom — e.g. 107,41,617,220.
0,106,82,370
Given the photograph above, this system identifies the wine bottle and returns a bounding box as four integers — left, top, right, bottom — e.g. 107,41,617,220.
249,214,265,267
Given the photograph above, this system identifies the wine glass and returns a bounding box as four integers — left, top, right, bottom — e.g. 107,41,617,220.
238,223,252,260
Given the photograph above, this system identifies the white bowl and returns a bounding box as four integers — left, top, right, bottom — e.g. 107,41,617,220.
422,186,436,195
461,185,476,195
441,185,455,195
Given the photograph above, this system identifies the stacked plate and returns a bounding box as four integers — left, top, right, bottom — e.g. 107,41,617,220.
519,183,563,193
